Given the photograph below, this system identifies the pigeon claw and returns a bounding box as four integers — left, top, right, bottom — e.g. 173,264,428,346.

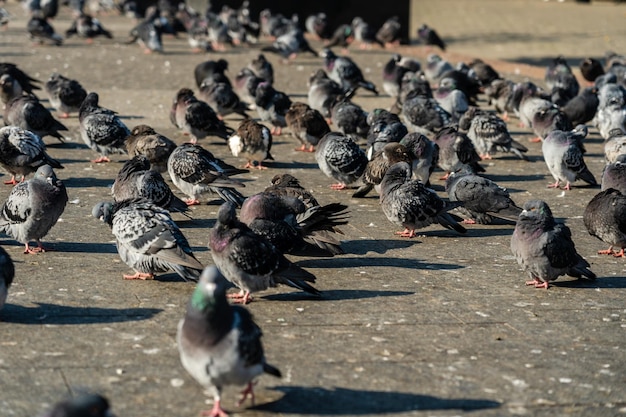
529,137,542,143
462,219,477,224
201,400,229,417
547,181,560,189
24,242,47,254
330,183,346,190
237,381,257,407
395,228,416,238
185,199,201,206
91,156,111,163
295,144,315,152
3,176,18,185
525,278,549,289
123,272,155,280
227,290,253,304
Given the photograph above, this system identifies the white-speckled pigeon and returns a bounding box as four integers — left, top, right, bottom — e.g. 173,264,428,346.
460,107,528,160
44,72,87,118
315,132,368,190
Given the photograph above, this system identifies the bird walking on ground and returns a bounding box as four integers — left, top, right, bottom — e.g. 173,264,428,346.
208,202,320,304
511,199,596,289
92,198,203,281
0,165,68,254
177,266,282,417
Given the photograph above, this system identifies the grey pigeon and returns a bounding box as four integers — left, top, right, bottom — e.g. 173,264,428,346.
375,15,401,47
484,78,516,119
0,63,40,95
261,27,316,60
445,165,522,224
170,88,234,144
167,143,246,207
511,199,596,289
584,188,626,257
603,129,626,163
44,393,116,417
545,56,579,100
330,98,369,140
208,201,320,304
468,59,500,87
401,90,451,135
417,24,445,51
125,124,176,173
352,142,411,198
65,13,113,41
433,78,468,122
561,87,599,126
351,16,384,49
228,119,273,169
601,154,626,194
320,48,378,96
194,59,230,89
0,165,67,253
518,95,555,130
307,69,353,118
0,125,63,185
381,53,420,100
43,72,87,118
423,54,453,85
92,198,203,281
461,107,528,160
254,81,291,135
285,102,330,152
234,68,262,110
125,10,163,53
399,132,439,186
0,245,14,312
239,192,348,256
112,155,189,215
542,126,597,190
247,53,274,84
4,94,68,142
305,12,329,40
366,108,408,158
315,132,368,190
531,106,573,141
380,161,466,238
433,125,484,179
264,173,320,209
78,92,130,163
0,74,23,107
198,80,249,119
325,24,355,51
176,266,281,417
27,10,63,45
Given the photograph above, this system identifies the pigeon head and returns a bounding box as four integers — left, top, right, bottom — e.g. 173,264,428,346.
190,266,229,313
175,88,195,103
351,16,363,27
92,202,114,226
399,132,428,156
130,124,156,136
47,393,115,417
381,143,411,165
34,165,58,183
270,173,300,187
216,201,238,227
520,200,554,222
319,48,336,60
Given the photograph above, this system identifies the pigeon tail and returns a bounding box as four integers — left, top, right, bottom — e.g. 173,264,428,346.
577,166,598,186
437,212,467,234
263,363,282,378
280,276,321,297
352,183,374,198
213,187,246,208
358,81,379,95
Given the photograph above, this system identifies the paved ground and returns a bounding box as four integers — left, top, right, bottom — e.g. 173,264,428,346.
1,1,626,416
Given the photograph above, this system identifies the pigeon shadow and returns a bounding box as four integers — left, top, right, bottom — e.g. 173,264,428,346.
1,302,162,325
46,241,119,254
175,218,215,229
262,161,320,170
464,226,516,237
253,386,501,414
341,239,417,255
262,289,414,302
45,141,90,150
294,256,463,271
553,276,626,289
484,173,546,183
64,177,114,188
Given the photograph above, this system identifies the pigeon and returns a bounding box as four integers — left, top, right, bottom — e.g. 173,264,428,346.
584,188,626,258
604,129,626,163
0,245,14,312
330,98,369,140
433,78,469,122
401,90,452,135
167,143,246,206
285,102,331,152
0,125,64,185
417,24,445,51
261,27,316,60
228,119,273,169
247,53,274,84
320,48,378,96
194,59,230,89
423,54,454,85
366,108,408,158
531,106,573,141
27,10,63,45
315,132,368,190
305,12,329,40
561,86,599,126
171,88,235,144
175,5,211,53
438,69,482,105
0,165,67,254
93,198,203,281
351,16,384,49
399,132,439,186
433,125,484,179
44,393,116,417
445,165,522,224
125,124,176,173
264,173,320,209
381,53,420,100
352,142,411,198
580,57,605,84
208,201,320,304
380,161,466,238
239,192,348,256
78,92,130,163
542,126,597,190
375,15,401,47
0,63,40,95
43,72,88,118
65,13,113,41
233,68,262,110
467,59,500,87
206,11,232,51
254,81,291,135
511,199,596,289
4,94,68,142
176,266,282,417
601,154,626,194
545,56,579,99
518,95,555,130
461,107,528,160
307,69,353,118
0,74,23,107
484,78,516,119
325,24,355,51
112,155,189,215
198,80,250,120
126,10,163,53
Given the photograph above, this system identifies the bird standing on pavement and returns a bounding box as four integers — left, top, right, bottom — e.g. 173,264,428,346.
315,132,368,190
92,198,203,281
0,165,68,254
511,199,596,289
0,245,14,312
125,124,176,173
254,82,291,135
320,48,379,96
584,188,626,258
27,10,63,45
44,393,116,417
177,266,282,417
4,94,68,143
417,24,445,51
375,16,401,47
43,72,88,118
65,13,113,42
285,102,330,152
228,119,273,169
170,88,234,144
208,201,320,304
352,142,411,198
542,126,597,190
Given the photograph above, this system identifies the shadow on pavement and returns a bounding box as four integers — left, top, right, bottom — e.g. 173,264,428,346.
1,303,162,324
254,386,501,414
553,276,626,289
294,256,464,270
262,289,414,302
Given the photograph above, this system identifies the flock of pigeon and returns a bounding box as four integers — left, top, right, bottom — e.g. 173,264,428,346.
2,1,626,416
